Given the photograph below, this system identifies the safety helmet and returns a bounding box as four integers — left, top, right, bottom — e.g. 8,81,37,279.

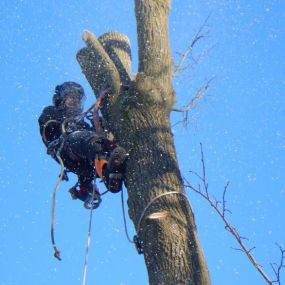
52,81,86,107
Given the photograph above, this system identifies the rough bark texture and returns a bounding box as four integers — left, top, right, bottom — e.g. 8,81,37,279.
77,1,211,284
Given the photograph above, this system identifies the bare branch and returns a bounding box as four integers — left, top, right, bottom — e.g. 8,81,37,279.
213,196,221,209
172,78,213,113
222,181,230,217
240,236,250,241
248,246,257,253
173,13,211,77
189,170,204,182
231,247,244,252
185,143,279,285
271,243,285,284
171,78,213,130
171,15,213,129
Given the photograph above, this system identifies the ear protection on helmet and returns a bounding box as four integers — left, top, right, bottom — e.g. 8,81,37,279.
52,82,85,107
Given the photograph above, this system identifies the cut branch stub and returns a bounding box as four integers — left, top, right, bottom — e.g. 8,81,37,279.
76,30,121,101
98,32,132,86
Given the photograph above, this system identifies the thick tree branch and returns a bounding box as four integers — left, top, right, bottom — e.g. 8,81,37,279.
77,30,131,134
98,32,132,86
76,30,121,103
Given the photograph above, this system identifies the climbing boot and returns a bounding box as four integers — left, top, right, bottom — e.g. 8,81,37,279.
107,146,128,174
69,185,88,201
108,173,124,193
68,183,101,209
106,146,128,193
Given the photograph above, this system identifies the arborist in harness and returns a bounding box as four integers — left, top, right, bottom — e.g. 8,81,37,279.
38,81,127,208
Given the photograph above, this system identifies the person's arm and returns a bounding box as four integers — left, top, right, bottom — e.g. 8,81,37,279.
38,106,61,145
93,88,112,135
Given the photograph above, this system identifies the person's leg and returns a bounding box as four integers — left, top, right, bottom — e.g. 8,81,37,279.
64,130,128,193
62,131,99,201
65,131,103,161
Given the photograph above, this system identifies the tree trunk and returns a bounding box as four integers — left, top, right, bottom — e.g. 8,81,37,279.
76,1,211,284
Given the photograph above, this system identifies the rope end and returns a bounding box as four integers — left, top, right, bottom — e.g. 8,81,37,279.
54,250,62,261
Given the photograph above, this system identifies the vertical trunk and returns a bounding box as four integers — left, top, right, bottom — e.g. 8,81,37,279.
77,0,211,284
130,2,211,282
121,92,210,285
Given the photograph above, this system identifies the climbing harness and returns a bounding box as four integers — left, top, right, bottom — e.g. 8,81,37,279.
82,183,98,285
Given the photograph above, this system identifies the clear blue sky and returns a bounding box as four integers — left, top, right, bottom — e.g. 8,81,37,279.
0,1,284,284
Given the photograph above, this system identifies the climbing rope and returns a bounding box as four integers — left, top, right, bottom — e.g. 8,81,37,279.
46,103,96,260
45,101,105,263
50,151,65,261
120,190,134,244
82,182,98,285
120,190,193,254
119,187,193,254
136,191,191,233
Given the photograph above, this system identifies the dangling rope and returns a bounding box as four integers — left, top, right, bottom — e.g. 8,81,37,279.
50,151,65,261
121,190,193,254
41,100,106,263
46,104,96,261
136,191,192,233
82,182,98,285
137,191,192,233
119,188,192,250
120,190,134,244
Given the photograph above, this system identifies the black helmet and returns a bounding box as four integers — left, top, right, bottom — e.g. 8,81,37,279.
52,81,86,107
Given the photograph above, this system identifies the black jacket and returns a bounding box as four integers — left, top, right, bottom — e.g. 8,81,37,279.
38,105,91,146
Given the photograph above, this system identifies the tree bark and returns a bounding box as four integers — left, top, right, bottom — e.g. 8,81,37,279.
77,1,211,284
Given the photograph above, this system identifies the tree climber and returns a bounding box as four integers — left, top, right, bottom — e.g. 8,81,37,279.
38,81,127,206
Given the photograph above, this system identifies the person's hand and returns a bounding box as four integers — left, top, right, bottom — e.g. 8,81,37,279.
94,88,112,111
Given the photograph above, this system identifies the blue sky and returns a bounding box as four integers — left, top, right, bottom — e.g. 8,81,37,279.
0,1,284,284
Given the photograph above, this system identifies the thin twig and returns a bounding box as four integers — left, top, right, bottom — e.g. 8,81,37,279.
271,243,285,284
171,78,213,130
173,13,211,77
172,78,213,113
222,181,230,217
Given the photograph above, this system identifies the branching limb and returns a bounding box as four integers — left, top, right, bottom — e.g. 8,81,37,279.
171,78,213,128
271,243,285,285
172,14,215,129
222,181,231,217
77,30,121,102
77,30,128,134
98,32,132,86
173,14,212,77
172,78,213,113
184,143,283,285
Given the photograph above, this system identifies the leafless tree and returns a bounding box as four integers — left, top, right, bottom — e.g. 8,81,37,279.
76,1,210,284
